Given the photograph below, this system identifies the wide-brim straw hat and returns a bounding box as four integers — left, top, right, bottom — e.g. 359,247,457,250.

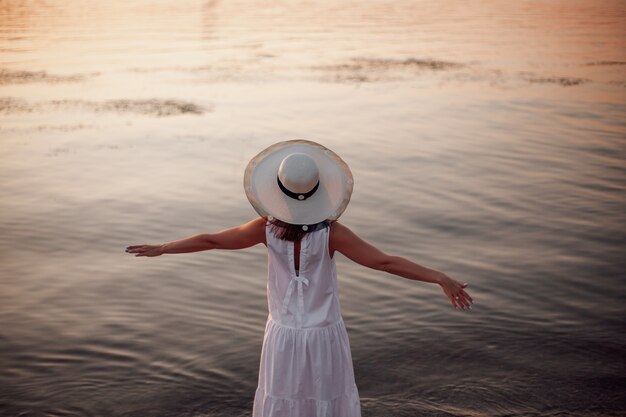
244,139,354,226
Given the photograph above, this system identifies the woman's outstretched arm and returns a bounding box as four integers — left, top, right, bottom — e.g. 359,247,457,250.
125,217,266,257
330,221,473,310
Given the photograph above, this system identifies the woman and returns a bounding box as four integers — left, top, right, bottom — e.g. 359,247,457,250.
126,140,473,417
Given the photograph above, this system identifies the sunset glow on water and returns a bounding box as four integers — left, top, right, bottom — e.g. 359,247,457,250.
1,1,625,416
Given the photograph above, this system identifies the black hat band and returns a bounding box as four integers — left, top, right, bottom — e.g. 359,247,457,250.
277,176,319,201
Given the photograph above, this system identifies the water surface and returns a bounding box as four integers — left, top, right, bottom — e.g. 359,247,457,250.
1,1,625,416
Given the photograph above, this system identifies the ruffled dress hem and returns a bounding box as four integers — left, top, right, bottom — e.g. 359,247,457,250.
253,383,361,417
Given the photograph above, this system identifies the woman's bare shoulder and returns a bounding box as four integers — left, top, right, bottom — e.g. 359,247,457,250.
329,220,351,238
230,216,268,247
328,220,350,255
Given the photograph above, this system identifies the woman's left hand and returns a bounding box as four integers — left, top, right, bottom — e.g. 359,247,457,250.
125,244,165,257
438,273,473,310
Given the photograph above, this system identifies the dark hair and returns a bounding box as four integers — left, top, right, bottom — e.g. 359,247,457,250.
266,216,333,241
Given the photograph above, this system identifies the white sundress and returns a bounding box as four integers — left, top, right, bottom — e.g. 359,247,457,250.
252,221,362,417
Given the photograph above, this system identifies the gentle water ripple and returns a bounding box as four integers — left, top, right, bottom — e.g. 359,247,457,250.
1,0,625,416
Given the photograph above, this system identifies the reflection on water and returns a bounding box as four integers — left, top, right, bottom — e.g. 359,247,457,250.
1,0,625,416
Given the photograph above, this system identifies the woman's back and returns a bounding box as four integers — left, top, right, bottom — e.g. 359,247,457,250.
265,220,343,329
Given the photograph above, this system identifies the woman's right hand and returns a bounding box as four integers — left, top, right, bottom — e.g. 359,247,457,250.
438,273,473,310
125,244,165,257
